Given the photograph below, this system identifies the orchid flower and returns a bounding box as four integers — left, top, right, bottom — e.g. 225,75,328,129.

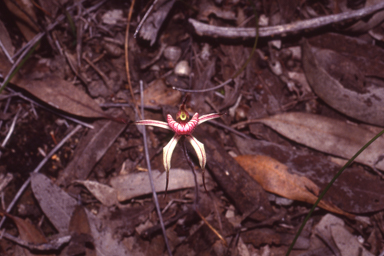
136,104,222,193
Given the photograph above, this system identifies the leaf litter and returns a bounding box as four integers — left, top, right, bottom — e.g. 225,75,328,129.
1,0,384,255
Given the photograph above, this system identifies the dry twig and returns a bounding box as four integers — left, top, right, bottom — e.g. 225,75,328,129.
189,2,384,38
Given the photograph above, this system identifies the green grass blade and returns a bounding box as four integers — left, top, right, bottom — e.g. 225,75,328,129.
0,41,39,94
286,127,384,255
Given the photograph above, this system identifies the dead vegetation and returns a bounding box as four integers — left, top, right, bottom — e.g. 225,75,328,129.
0,0,384,255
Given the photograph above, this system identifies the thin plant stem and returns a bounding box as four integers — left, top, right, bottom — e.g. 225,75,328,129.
286,127,384,256
139,81,172,256
125,0,142,119
0,41,39,94
181,138,199,209
134,0,159,38
181,137,228,246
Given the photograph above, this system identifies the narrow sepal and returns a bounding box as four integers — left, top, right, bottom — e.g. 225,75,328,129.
135,120,171,130
197,113,222,125
163,135,180,193
163,134,180,174
186,135,206,169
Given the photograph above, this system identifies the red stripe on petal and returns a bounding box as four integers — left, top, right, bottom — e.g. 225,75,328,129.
197,113,222,125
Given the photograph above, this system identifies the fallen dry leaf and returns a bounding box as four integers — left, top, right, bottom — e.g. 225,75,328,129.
67,206,95,256
57,112,127,187
141,78,182,107
0,19,14,57
110,168,207,202
31,173,78,233
74,180,117,207
233,134,384,213
331,225,374,256
3,0,39,41
308,33,384,78
344,0,384,33
256,112,384,171
302,39,384,126
0,210,51,256
235,155,354,218
13,75,106,118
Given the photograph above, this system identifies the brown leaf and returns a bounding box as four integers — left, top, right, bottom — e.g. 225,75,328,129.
235,154,354,218
141,79,182,107
57,112,128,187
256,112,384,171
74,180,117,207
233,134,384,213
308,33,384,78
67,206,95,256
31,173,78,233
2,212,51,256
0,19,14,57
3,0,39,41
344,0,384,33
12,75,106,118
302,38,384,126
110,169,206,202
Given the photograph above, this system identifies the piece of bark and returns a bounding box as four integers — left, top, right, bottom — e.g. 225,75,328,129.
197,129,274,221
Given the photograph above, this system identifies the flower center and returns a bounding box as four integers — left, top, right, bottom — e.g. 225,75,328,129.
179,111,187,121
167,113,199,135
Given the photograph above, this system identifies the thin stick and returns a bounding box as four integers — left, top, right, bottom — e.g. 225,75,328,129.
174,1,259,93
0,39,14,64
1,231,71,251
0,125,82,228
1,107,21,148
125,0,142,119
139,81,172,256
0,97,12,131
134,0,159,38
173,78,233,93
189,1,384,38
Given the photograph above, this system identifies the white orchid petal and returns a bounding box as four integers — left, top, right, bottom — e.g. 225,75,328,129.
136,120,171,130
163,135,180,173
187,135,206,169
197,113,222,125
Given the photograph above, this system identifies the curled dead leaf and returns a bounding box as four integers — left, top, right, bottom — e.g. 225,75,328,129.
235,154,354,218
302,39,384,126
